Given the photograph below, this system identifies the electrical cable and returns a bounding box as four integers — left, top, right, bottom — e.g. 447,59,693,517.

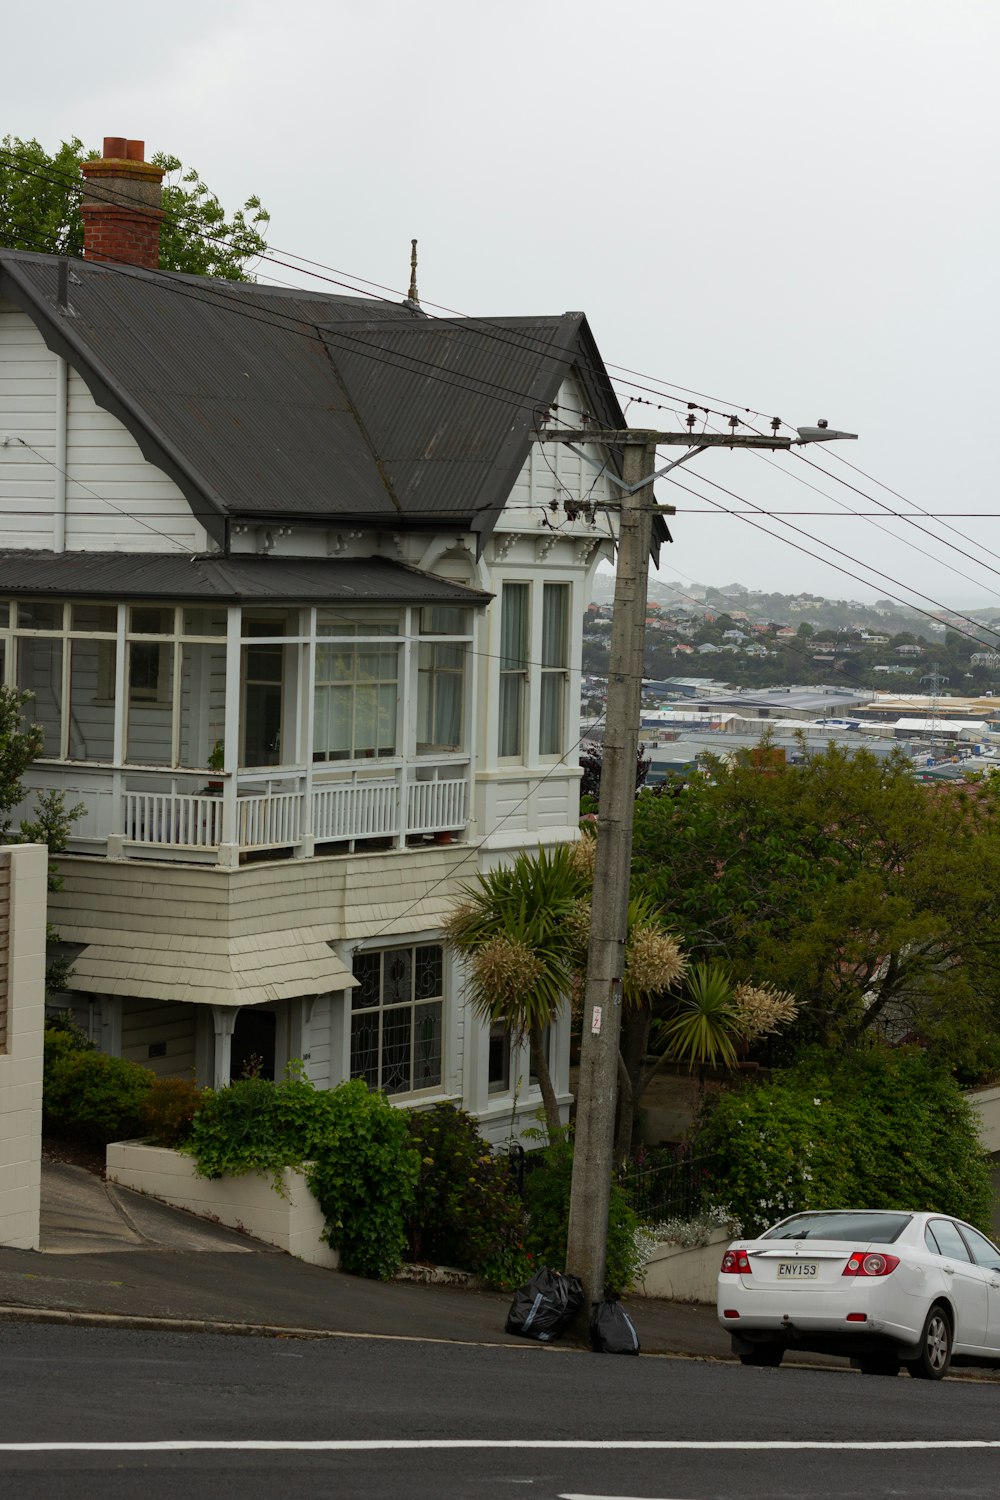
664,465,1000,654
0,149,770,430
6,147,998,648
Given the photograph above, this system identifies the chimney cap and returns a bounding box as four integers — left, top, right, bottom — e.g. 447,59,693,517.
101,137,146,162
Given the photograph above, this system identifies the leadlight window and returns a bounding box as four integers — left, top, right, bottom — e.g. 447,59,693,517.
350,944,444,1096
498,582,529,759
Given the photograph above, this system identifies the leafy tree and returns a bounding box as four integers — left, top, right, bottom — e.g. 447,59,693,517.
1,135,269,280
631,739,1000,1074
443,844,588,1136
0,689,84,992
19,786,85,994
693,1047,992,1235
0,685,43,829
579,743,650,805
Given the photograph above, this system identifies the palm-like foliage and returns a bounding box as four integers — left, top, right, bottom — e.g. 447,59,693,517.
444,843,587,1135
654,960,742,1071
445,842,687,1140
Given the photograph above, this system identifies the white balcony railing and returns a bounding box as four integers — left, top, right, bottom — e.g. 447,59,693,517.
124,790,225,849
22,759,470,862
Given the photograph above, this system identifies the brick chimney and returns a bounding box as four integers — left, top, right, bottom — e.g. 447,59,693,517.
80,138,164,270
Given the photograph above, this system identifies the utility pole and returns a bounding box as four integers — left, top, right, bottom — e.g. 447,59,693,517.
564,431,657,1311
533,421,856,1316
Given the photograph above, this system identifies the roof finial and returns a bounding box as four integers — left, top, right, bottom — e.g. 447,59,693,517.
408,238,419,306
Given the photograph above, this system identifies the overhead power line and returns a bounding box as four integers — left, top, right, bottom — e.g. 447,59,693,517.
5,145,999,630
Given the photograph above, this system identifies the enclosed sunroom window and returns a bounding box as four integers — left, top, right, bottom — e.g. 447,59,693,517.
313,612,400,762
416,607,469,755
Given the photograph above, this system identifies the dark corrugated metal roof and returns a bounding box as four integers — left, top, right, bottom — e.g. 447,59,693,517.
0,252,634,545
0,551,492,605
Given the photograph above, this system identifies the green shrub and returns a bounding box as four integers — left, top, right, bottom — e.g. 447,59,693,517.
692,1046,993,1235
44,1042,156,1146
306,1080,419,1279
522,1136,642,1295
404,1103,527,1284
184,1075,286,1178
185,1068,419,1281
43,1016,94,1087
140,1076,206,1147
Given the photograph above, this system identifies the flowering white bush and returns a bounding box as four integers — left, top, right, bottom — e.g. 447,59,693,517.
636,1203,743,1259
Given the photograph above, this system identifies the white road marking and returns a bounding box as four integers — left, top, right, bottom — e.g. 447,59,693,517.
2,1439,1000,1452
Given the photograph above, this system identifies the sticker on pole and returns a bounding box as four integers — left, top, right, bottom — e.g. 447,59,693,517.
591,1006,602,1035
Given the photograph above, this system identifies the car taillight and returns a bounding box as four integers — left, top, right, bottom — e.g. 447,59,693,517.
842,1251,900,1277
721,1249,752,1275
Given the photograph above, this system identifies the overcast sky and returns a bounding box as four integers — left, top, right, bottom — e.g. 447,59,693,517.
7,0,999,618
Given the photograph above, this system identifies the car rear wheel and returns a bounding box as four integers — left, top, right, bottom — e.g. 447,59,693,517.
738,1345,784,1367
905,1305,952,1380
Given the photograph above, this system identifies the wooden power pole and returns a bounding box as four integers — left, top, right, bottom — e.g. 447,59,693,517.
534,426,799,1315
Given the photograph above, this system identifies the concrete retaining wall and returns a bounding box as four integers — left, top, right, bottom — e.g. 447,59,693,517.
968,1085,1000,1155
0,845,48,1251
106,1140,339,1269
633,1226,729,1304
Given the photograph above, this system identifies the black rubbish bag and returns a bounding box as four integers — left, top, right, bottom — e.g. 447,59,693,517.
505,1267,584,1343
590,1294,640,1354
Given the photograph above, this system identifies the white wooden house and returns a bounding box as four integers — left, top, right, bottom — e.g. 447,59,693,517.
0,141,668,1141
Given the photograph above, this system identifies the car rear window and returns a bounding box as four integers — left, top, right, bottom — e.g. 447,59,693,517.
762,1211,911,1243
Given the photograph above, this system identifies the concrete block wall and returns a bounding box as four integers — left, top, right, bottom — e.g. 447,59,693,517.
0,844,48,1249
106,1140,339,1268
633,1227,731,1304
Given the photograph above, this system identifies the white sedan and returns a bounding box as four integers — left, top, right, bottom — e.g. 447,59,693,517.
717,1209,1000,1378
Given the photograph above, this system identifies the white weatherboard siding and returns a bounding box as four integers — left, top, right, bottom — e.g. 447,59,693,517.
65,370,207,553
504,374,617,515
0,300,209,555
50,846,473,1006
0,302,58,548
121,997,197,1078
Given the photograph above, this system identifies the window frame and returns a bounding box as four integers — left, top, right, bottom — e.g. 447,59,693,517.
498,581,530,761
539,581,570,757
349,942,446,1098
312,612,402,764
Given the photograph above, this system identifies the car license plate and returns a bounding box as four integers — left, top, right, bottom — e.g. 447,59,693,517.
777,1261,818,1278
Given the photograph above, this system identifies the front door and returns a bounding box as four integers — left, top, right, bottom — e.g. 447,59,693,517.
229,1008,277,1082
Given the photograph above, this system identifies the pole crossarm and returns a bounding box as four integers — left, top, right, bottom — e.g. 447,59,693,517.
533,429,793,449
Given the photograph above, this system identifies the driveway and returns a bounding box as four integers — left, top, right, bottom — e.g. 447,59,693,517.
40,1162,278,1255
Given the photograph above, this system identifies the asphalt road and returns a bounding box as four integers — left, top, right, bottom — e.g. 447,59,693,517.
3,1323,1000,1500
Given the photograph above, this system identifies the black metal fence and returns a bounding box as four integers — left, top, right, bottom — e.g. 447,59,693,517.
617,1149,720,1225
